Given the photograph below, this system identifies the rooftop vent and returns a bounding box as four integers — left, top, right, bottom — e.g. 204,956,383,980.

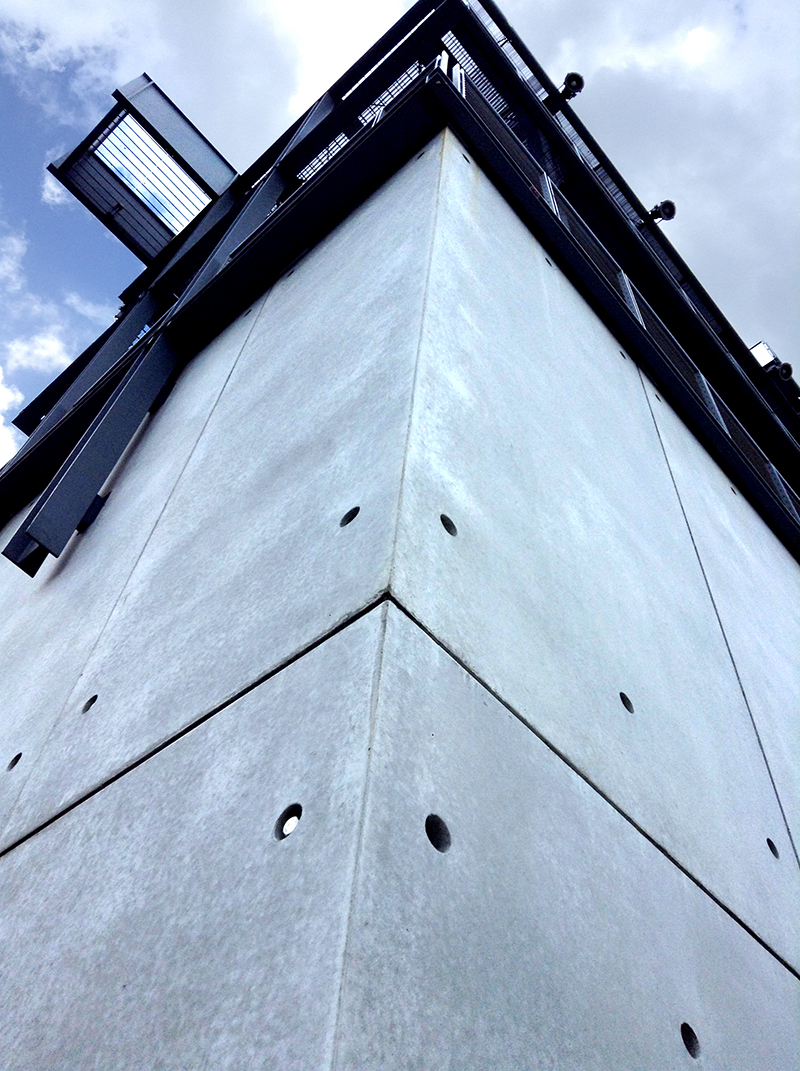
48,74,236,263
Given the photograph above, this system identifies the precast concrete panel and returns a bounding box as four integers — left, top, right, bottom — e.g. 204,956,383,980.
0,299,267,836
1,137,446,851
642,378,800,858
391,130,800,966
333,605,800,1070
0,605,386,1071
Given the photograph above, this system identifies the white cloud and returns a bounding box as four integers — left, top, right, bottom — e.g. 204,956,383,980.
678,26,718,67
0,232,27,292
0,0,415,168
41,168,71,205
0,224,105,414
64,290,116,324
5,328,71,373
0,365,24,466
0,226,61,322
264,0,408,115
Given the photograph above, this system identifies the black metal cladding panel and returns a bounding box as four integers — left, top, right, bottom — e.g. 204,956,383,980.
552,187,626,303
441,11,727,361
68,153,173,261
461,79,546,189
116,74,236,196
636,293,706,386
464,0,733,348
784,479,800,519
718,395,787,483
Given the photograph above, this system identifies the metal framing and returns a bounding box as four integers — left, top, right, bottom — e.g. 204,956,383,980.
3,0,799,575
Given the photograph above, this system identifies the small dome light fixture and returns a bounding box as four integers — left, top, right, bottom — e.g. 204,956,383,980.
777,361,794,381
649,200,676,222
561,72,585,100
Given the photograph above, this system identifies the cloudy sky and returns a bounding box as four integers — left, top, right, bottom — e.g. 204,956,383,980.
0,0,797,464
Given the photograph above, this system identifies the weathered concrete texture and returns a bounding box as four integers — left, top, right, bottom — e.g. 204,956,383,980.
0,606,386,1071
2,606,796,1070
0,136,446,851
642,378,800,860
335,605,800,1069
335,605,800,1071
391,130,800,966
0,298,267,836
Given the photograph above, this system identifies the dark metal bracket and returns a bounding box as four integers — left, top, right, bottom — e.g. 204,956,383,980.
3,335,179,575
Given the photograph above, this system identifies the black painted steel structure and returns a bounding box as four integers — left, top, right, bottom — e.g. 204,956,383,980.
3,0,799,576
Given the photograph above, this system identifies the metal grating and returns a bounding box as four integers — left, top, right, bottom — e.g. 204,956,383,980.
552,186,625,301
298,62,424,183
442,32,509,114
358,62,425,124
296,132,352,183
94,113,211,234
463,0,549,100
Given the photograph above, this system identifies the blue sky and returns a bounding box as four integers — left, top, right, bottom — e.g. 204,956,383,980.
0,0,798,464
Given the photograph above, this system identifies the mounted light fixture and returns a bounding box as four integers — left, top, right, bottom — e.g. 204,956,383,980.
649,200,677,222
561,72,585,100
544,71,584,112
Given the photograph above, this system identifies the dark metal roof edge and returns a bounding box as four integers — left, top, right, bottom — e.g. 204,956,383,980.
47,103,126,179
116,74,235,166
471,0,789,411
114,74,236,195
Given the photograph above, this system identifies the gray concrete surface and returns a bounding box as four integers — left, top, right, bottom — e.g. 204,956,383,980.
0,298,267,837
0,135,446,851
391,130,800,967
642,376,800,859
0,606,386,1071
1,605,796,1069
1,126,798,1066
335,605,800,1070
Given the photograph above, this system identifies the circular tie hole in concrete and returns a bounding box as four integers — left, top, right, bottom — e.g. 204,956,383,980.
7,752,22,771
767,838,780,859
440,514,457,537
619,692,634,713
425,814,451,853
680,1022,700,1059
340,506,360,527
82,695,98,713
275,803,303,840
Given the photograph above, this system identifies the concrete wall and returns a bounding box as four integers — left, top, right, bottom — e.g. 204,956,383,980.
1,129,797,1068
